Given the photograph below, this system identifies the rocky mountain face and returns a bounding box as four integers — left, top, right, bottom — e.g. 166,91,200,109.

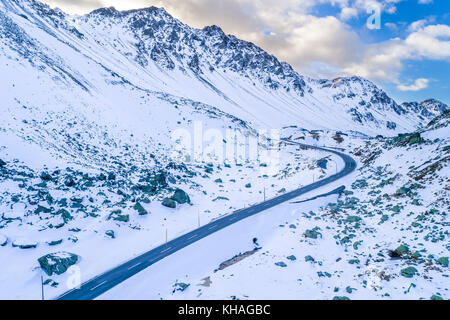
402,99,449,122
84,5,308,94
1,0,448,137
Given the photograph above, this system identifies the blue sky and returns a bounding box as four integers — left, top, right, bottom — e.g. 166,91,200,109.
44,0,450,104
330,0,450,103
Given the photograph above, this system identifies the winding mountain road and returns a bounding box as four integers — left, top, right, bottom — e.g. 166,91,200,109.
57,139,357,300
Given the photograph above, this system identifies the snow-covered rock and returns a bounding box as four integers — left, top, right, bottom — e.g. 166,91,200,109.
38,252,79,276
12,238,37,249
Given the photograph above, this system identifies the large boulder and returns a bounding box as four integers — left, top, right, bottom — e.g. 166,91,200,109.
275,262,287,267
173,282,190,293
47,239,63,246
12,238,37,249
152,172,168,187
38,252,79,276
304,227,322,239
162,198,177,208
64,176,76,187
133,202,148,215
317,159,328,170
105,230,115,239
395,244,409,255
40,172,52,181
57,209,73,223
437,257,449,267
400,266,418,278
0,159,6,167
171,189,190,204
108,210,130,223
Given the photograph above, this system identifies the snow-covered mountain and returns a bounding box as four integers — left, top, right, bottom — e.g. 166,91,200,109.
1,0,447,139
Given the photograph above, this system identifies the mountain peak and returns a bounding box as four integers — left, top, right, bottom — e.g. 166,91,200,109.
401,99,449,120
88,5,170,17
88,6,119,16
421,98,448,107
202,25,226,36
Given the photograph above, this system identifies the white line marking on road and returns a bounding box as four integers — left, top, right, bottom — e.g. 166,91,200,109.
90,280,107,291
160,247,172,254
187,234,197,240
208,225,216,230
127,262,142,270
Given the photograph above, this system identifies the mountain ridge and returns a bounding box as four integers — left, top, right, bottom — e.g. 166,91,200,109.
0,0,448,136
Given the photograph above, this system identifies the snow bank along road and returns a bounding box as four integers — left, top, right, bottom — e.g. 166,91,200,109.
57,139,357,300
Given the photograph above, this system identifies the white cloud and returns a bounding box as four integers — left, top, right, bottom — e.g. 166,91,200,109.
418,0,433,4
407,16,436,32
385,22,398,31
340,7,358,20
406,24,450,60
354,0,403,14
408,19,429,32
344,24,450,81
397,78,430,91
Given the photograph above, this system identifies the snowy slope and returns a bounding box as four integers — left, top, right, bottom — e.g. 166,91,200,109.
101,113,449,300
1,0,448,138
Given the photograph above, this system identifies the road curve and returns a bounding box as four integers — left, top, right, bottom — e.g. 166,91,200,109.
57,140,357,300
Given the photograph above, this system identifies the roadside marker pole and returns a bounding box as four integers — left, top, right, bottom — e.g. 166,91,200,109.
41,272,44,301
165,228,168,257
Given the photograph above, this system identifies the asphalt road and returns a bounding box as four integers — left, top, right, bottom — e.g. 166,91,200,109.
57,139,357,300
